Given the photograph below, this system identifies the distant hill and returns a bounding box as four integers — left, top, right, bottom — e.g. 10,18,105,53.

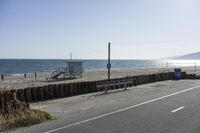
172,52,200,60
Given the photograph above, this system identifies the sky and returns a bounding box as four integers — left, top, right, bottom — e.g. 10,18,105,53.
0,0,200,59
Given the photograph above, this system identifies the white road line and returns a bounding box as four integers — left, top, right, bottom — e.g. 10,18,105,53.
171,106,184,113
45,85,200,133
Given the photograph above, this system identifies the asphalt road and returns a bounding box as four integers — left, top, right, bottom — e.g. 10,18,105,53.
9,80,200,133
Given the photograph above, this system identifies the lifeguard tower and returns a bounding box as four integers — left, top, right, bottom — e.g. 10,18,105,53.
50,60,84,79
67,61,84,78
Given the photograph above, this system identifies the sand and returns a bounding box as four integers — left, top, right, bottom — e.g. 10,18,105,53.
0,67,199,90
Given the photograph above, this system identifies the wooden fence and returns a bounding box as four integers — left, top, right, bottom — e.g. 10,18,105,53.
0,72,199,113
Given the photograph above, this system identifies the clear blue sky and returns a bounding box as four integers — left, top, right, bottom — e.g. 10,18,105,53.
0,0,200,59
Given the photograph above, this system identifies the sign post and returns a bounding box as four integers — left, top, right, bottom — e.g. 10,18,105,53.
107,42,111,80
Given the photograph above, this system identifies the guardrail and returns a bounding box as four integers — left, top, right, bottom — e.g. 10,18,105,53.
97,79,136,93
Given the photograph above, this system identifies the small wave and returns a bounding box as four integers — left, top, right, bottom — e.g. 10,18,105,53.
10,74,24,77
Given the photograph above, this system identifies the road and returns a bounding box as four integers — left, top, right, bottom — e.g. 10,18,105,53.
9,80,200,133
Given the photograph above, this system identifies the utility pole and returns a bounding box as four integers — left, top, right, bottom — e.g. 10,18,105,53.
69,52,72,79
195,62,197,72
107,42,111,80
70,52,72,61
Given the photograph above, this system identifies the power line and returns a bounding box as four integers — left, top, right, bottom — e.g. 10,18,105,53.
111,38,200,45
70,46,107,59
112,40,181,45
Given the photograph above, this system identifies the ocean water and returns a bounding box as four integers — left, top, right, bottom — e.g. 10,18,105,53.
0,59,199,76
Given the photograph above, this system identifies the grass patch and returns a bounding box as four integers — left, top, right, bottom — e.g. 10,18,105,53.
0,108,53,132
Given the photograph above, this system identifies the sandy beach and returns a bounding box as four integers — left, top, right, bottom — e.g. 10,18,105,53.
0,67,199,91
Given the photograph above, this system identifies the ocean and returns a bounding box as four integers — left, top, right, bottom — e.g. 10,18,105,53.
0,59,199,76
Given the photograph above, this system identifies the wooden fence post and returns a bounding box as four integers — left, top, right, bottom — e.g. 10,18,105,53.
0,92,5,113
53,84,59,99
31,87,38,102
17,89,25,102
24,88,32,102
63,84,69,97
37,87,44,101
48,85,54,100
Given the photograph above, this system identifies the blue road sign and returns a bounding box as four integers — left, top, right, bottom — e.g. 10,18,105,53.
174,68,182,80
107,64,111,69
